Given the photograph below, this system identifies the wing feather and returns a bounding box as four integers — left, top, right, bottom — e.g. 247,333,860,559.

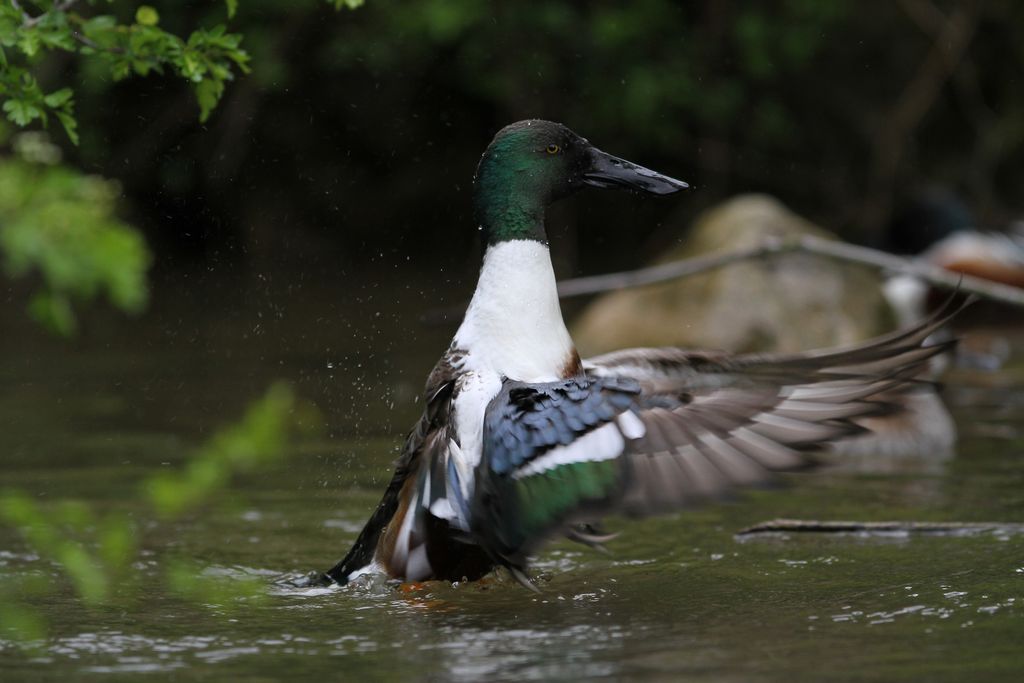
471,300,962,575
584,295,966,393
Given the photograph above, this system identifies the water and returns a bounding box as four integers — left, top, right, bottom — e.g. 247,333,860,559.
1,275,1022,681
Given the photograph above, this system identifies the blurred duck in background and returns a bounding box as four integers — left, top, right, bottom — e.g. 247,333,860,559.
840,190,1024,466
884,189,1024,333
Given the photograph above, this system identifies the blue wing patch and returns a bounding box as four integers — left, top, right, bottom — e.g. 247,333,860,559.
483,376,642,477
471,376,644,570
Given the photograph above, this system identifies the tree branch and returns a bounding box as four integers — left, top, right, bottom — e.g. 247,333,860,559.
859,0,980,239
67,28,125,54
554,235,1024,307
736,518,1024,536
10,0,31,23
898,0,947,35
17,0,81,28
17,0,122,55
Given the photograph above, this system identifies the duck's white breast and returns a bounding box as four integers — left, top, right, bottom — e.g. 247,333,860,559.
454,239,575,383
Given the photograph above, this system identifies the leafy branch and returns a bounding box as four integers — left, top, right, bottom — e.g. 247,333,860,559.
0,133,151,335
0,1,369,142
0,1,252,143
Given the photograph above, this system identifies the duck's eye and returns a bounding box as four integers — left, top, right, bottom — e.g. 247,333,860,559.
545,144,560,155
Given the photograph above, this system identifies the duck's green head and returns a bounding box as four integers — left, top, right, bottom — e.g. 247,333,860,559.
474,120,689,245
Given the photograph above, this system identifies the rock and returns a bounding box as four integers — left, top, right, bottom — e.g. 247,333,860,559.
570,194,896,356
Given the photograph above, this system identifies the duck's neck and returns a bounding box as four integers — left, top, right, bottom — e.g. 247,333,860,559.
476,195,547,246
473,140,550,246
454,239,577,382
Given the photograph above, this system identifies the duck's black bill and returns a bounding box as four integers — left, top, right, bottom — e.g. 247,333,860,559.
582,147,689,195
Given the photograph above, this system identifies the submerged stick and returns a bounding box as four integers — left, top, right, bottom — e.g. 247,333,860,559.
736,518,1024,536
555,235,1024,307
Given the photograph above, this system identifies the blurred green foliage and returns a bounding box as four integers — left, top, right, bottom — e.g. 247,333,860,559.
0,492,135,605
145,382,312,518
0,131,150,335
0,383,315,643
164,559,268,607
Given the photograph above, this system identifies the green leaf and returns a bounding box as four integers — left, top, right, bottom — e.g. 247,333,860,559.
144,383,299,519
225,0,238,19
165,559,266,610
135,6,160,27
98,516,136,574
55,110,79,145
194,78,224,123
0,13,20,48
83,15,118,33
331,0,365,9
110,58,131,81
28,292,76,336
81,14,118,49
0,602,47,643
3,99,43,126
36,25,75,52
15,28,40,58
43,88,73,108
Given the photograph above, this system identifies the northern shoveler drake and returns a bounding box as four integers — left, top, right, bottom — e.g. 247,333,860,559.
885,227,1024,327
324,120,957,589
885,191,1024,327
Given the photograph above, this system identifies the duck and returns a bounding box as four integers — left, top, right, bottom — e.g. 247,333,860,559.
885,190,1024,328
323,120,957,589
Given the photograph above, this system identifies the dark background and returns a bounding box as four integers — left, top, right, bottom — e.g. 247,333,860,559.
47,0,1024,286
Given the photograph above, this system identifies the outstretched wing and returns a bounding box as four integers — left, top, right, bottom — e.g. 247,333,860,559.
583,294,964,394
471,301,960,575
